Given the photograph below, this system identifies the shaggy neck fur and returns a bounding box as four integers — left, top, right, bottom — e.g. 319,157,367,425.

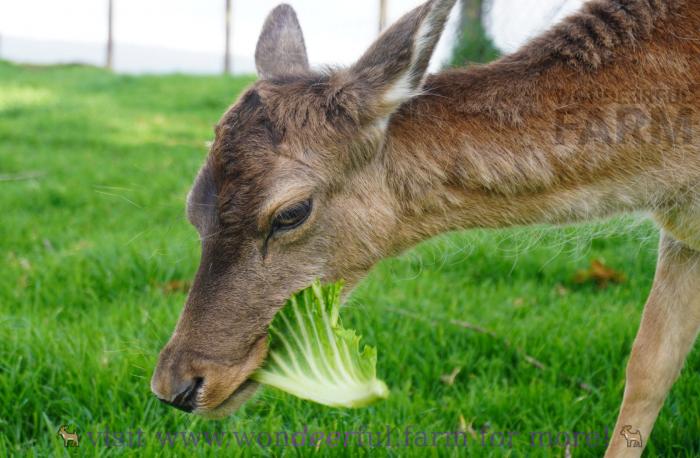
383,0,699,249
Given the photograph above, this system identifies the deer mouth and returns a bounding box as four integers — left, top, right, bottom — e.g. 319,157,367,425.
194,335,269,419
199,379,261,419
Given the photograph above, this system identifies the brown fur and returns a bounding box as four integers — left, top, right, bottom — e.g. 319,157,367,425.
153,1,700,454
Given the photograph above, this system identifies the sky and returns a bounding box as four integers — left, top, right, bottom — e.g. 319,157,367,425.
485,0,584,52
0,0,585,74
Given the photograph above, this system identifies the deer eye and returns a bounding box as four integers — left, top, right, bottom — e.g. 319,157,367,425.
271,199,312,232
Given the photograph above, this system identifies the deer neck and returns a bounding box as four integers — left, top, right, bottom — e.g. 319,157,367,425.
381,44,698,252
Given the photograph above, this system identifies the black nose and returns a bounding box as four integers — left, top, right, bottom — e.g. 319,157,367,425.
158,377,203,413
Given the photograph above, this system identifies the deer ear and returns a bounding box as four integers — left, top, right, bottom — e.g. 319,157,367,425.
350,0,456,111
255,4,310,79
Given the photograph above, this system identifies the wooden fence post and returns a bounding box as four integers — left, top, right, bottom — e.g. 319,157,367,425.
224,0,232,74
106,0,114,70
379,0,388,33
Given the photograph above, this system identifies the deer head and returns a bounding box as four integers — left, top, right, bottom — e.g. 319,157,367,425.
151,0,456,417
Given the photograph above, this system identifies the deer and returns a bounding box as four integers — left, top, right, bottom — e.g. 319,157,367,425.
150,0,700,456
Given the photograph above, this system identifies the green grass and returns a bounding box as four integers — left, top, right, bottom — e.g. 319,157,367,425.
1,61,698,457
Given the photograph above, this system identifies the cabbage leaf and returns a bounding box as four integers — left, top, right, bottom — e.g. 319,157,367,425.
252,281,389,408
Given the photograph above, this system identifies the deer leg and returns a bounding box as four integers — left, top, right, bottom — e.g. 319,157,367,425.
605,232,700,457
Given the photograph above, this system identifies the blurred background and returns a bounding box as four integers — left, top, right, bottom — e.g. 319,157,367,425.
0,0,585,74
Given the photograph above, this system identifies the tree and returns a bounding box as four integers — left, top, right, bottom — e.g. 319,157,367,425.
461,0,481,25
450,0,499,66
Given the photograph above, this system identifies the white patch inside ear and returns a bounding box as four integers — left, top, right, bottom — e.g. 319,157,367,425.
384,71,418,107
382,0,451,107
415,9,438,62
